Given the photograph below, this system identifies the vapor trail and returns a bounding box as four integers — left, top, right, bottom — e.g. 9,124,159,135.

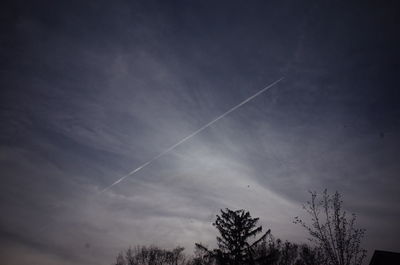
101,77,284,193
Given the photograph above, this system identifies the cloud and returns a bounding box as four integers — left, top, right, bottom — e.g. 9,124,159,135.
1,1,400,264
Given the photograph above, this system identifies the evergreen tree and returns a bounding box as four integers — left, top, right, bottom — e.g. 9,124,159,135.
196,208,270,265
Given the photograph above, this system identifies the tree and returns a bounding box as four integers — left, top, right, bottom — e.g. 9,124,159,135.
294,190,367,265
114,252,126,265
279,241,298,265
196,208,271,265
113,245,186,265
251,236,323,265
295,244,324,265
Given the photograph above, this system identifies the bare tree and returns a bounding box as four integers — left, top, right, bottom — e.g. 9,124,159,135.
113,245,186,265
279,241,298,265
114,251,126,265
294,190,366,265
295,244,324,265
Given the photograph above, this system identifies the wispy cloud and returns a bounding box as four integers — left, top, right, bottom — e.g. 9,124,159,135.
1,1,399,264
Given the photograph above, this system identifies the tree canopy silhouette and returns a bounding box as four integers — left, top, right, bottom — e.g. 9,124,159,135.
113,245,186,265
196,208,270,265
294,190,366,265
112,190,367,265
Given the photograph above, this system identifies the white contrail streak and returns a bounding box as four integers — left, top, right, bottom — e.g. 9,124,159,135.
101,77,284,193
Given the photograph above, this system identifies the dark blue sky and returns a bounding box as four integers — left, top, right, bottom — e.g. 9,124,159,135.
1,1,399,264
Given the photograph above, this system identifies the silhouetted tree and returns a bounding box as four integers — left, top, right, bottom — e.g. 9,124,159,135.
294,190,366,265
189,246,216,265
254,238,296,265
113,245,186,265
114,251,126,265
196,208,271,265
252,237,323,265
279,241,298,265
252,237,279,265
295,244,324,265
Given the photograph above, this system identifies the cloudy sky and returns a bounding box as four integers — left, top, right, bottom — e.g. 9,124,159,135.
1,1,399,264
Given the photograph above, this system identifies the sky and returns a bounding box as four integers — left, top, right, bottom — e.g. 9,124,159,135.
1,0,400,264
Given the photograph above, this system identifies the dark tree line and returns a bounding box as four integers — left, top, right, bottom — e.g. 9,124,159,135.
113,190,366,265
114,245,186,265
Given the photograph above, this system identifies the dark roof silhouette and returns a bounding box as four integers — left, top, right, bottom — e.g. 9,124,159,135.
369,250,400,265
